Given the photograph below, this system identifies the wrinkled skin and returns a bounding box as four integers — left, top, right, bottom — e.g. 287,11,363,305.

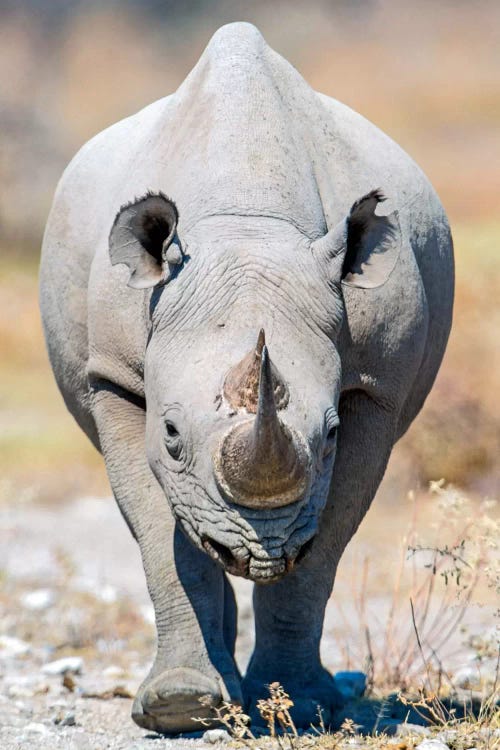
39,23,453,734
144,218,343,581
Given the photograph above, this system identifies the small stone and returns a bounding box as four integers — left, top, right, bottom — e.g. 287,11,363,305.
202,728,231,743
96,584,117,603
334,671,367,699
102,665,125,678
59,711,76,726
20,588,55,610
24,722,50,734
7,684,34,699
452,665,482,690
0,635,31,658
415,740,450,750
63,672,77,691
435,729,458,745
389,723,431,737
42,656,83,675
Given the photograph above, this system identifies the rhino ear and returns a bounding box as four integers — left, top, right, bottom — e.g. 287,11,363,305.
311,189,401,289
109,192,182,289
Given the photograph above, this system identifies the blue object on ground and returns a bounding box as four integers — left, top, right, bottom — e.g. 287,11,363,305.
334,671,367,699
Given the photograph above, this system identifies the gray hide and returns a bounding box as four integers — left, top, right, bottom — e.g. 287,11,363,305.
39,23,453,734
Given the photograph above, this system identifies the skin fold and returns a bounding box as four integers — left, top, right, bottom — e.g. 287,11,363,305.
39,22,453,733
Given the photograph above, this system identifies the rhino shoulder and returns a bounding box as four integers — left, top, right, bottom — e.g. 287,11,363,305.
313,94,453,412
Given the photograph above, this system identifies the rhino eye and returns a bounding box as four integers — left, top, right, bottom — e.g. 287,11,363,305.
326,425,338,441
324,408,340,451
165,420,183,460
166,421,179,438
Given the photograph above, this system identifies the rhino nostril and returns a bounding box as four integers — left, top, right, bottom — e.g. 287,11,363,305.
202,536,248,576
294,537,315,566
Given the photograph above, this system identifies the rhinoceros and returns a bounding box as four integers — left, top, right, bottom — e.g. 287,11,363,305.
39,22,454,733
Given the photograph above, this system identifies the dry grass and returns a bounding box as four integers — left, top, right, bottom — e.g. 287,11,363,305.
333,482,499,692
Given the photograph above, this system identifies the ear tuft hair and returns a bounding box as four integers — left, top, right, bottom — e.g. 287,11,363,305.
115,191,178,221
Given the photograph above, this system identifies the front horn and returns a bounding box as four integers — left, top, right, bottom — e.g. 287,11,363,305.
214,344,310,509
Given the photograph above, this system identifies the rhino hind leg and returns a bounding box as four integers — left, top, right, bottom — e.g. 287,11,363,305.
92,386,242,733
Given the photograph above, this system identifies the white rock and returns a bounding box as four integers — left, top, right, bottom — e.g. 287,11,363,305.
102,664,125,678
203,728,231,743
21,588,55,610
7,685,35,698
24,722,50,734
0,635,31,658
96,584,117,603
452,665,482,689
59,711,76,726
42,656,83,675
383,722,431,737
8,678,49,698
416,740,450,750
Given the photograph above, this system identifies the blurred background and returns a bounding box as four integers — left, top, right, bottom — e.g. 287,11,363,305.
0,0,499,709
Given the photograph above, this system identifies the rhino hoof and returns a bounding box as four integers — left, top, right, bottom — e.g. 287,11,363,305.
132,666,222,734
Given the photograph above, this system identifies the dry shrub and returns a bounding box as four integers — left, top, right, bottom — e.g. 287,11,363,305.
334,481,499,693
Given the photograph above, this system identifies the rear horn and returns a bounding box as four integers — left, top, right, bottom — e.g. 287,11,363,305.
223,329,288,413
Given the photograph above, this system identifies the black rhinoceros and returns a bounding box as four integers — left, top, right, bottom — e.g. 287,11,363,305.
40,22,453,733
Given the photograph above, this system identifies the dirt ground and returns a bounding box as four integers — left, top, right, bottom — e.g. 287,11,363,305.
1,488,497,749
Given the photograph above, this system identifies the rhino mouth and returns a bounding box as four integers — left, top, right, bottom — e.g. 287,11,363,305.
201,534,315,583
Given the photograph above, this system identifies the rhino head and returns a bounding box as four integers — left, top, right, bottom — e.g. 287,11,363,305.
109,191,400,582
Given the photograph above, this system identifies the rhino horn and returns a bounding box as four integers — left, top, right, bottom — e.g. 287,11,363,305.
214,345,310,509
223,329,289,413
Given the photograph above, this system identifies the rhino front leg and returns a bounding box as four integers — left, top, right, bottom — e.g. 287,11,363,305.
243,393,396,728
92,385,242,733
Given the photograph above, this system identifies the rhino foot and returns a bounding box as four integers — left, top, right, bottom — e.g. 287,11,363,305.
242,668,344,730
132,666,223,734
